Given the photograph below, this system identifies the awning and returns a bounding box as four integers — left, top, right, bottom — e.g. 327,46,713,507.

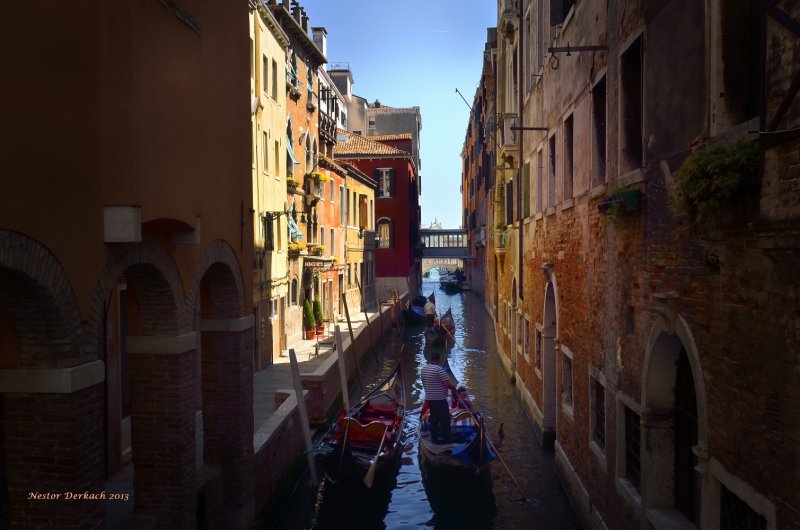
286,140,300,165
287,217,303,239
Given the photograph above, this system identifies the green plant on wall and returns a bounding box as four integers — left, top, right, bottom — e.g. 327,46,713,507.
303,299,316,331
672,140,759,229
312,296,323,325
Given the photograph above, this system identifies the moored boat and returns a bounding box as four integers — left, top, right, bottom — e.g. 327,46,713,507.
315,363,406,487
439,273,462,293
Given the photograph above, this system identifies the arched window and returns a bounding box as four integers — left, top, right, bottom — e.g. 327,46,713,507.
291,279,298,305
376,218,392,249
305,134,312,169
312,138,318,169
286,118,297,178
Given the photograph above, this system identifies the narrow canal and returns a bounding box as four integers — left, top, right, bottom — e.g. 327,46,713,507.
273,281,582,529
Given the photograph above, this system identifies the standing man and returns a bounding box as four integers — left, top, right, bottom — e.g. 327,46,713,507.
421,351,458,444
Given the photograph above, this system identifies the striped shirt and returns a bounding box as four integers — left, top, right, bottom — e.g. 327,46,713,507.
421,363,452,400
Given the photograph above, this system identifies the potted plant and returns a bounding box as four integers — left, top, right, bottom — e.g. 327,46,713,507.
288,242,303,258
287,176,299,190
313,296,324,334
303,299,316,339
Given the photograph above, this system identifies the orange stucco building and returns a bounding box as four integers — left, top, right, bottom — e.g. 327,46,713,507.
1,1,254,527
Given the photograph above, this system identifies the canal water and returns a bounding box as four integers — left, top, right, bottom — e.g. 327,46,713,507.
272,280,582,529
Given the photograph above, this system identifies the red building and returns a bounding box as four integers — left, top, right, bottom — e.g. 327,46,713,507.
334,131,421,297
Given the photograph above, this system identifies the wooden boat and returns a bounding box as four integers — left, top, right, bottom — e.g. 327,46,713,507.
315,363,406,486
402,293,432,326
419,403,496,478
425,308,455,347
439,274,462,293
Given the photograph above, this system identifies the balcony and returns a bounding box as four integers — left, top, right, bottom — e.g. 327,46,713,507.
306,90,318,113
304,178,323,206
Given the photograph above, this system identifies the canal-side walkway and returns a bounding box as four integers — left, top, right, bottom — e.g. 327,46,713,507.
247,293,408,526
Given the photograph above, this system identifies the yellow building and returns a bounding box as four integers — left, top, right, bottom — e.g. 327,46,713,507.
251,4,290,369
339,162,378,313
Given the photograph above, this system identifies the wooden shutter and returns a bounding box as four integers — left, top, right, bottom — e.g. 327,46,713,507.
373,169,382,197
359,196,368,227
388,168,395,197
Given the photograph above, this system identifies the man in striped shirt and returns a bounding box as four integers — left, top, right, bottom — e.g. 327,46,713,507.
421,351,458,444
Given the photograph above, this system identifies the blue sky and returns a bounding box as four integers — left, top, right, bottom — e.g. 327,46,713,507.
300,0,497,229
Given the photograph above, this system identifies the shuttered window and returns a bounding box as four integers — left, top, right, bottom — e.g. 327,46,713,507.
374,168,395,198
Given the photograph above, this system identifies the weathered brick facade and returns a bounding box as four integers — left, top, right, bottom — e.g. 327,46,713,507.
477,1,800,529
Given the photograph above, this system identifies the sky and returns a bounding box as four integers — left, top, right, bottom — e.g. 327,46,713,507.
300,0,497,229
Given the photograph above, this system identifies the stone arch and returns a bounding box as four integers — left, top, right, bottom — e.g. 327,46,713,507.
640,312,709,526
0,230,83,367
541,276,560,447
0,231,103,528
191,240,253,526
88,238,195,527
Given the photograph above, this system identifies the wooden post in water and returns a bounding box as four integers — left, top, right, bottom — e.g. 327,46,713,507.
288,348,318,486
340,292,361,383
334,325,349,411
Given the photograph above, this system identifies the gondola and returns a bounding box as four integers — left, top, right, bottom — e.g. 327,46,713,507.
418,400,496,479
315,362,406,487
424,308,455,347
402,292,434,326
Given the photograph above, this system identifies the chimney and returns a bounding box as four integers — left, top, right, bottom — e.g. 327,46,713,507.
312,27,327,57
291,2,301,24
283,0,290,11
301,9,309,32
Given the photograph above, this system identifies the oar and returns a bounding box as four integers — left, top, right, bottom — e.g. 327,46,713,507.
363,424,390,489
456,397,540,505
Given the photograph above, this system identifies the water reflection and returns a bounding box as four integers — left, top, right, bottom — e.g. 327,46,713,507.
273,283,582,530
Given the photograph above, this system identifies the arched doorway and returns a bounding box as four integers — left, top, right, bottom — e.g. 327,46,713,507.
192,241,253,527
641,314,708,527
0,231,103,528
541,280,558,447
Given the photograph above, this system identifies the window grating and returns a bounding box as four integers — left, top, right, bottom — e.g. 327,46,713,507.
625,406,640,490
720,484,767,530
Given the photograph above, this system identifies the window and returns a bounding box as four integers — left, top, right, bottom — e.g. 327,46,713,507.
375,168,395,198
376,218,392,248
330,229,334,256
525,10,532,94
262,132,269,172
548,135,556,208
536,150,543,213
535,0,544,73
505,179,514,225
522,161,531,218
262,54,268,95
620,37,643,172
720,484,767,530
368,116,375,132
330,178,334,202
359,195,368,228
305,134,312,169
550,0,574,26
564,114,574,200
720,3,760,125
340,186,345,225
591,77,607,187
523,318,530,359
320,226,325,247
562,352,573,407
624,405,641,491
591,377,606,449
535,327,543,369
271,59,278,100
274,140,280,176
264,215,274,252
345,189,350,225
312,138,318,169
352,191,357,225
